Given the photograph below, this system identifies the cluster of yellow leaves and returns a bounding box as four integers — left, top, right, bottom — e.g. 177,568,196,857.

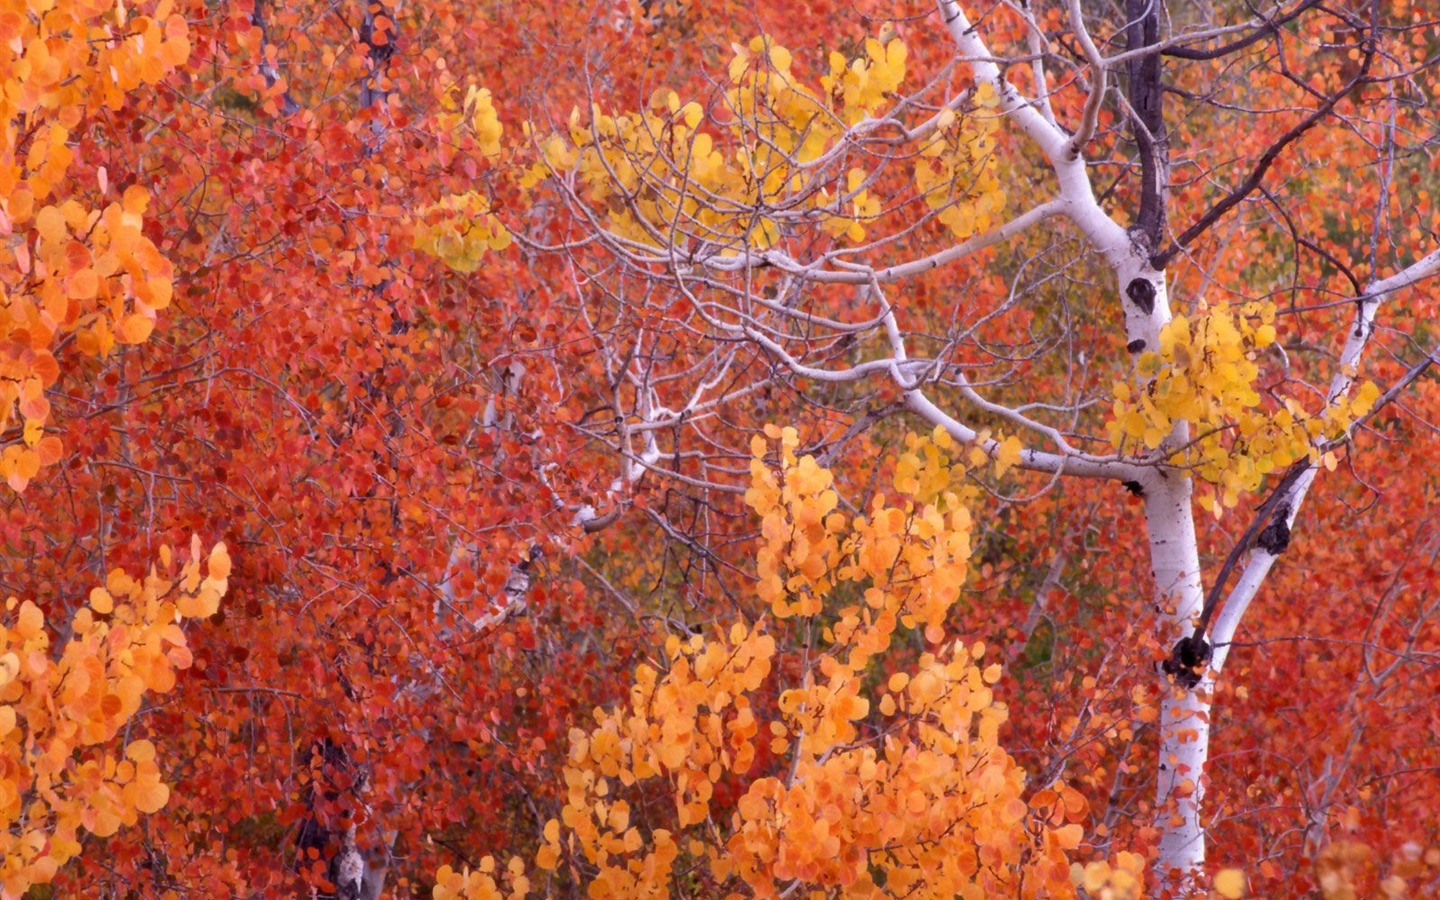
417,32,1007,272
818,168,881,243
538,622,773,899
1107,302,1381,512
0,537,229,898
411,191,513,273
894,426,1023,502
913,88,1006,237
436,83,504,160
714,641,1087,898
744,428,845,619
0,0,189,490
439,426,1112,899
1074,851,1148,899
819,36,908,125
463,87,504,159
433,856,531,900
750,424,978,660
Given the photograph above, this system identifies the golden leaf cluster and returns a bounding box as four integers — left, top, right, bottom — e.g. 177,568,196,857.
1074,850,1147,899
0,538,229,898
435,83,505,160
434,856,531,900
411,191,513,274
439,427,1104,898
416,32,1007,270
912,86,1005,237
1107,302,1380,512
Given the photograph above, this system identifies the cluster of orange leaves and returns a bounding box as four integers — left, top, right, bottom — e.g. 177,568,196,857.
0,0,187,489
0,537,229,898
437,426,1146,898
0,0,236,892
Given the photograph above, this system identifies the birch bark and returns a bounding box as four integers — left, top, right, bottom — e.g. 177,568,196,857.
935,1,1214,888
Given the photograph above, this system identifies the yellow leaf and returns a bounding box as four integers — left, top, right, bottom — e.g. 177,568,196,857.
994,436,1023,477
1215,868,1246,898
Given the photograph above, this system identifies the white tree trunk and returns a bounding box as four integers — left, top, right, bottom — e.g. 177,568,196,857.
1114,259,1212,891
551,3,1439,892
936,1,1214,888
1145,472,1210,888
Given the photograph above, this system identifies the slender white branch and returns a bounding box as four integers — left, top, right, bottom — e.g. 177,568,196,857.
905,388,1147,480
1065,0,1108,153
936,0,1132,264
1209,247,1440,672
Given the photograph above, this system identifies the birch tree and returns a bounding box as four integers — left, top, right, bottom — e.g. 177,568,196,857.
419,0,1440,892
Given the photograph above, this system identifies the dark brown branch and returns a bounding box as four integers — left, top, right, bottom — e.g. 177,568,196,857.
1259,184,1365,301
1162,0,1322,61
1196,461,1309,640
1152,35,1376,269
1125,0,1168,248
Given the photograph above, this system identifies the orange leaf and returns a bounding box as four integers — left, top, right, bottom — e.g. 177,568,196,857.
118,314,155,344
126,779,170,815
208,543,232,579
35,206,65,244
35,436,62,466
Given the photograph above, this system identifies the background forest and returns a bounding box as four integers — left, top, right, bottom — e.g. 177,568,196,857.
1,0,1439,897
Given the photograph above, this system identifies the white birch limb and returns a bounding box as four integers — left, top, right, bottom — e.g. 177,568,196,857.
1209,248,1440,673
936,2,1210,887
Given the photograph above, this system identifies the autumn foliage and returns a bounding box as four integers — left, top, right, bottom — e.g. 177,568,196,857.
439,427,1127,898
2,0,1440,898
0,0,185,489
1,538,228,896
